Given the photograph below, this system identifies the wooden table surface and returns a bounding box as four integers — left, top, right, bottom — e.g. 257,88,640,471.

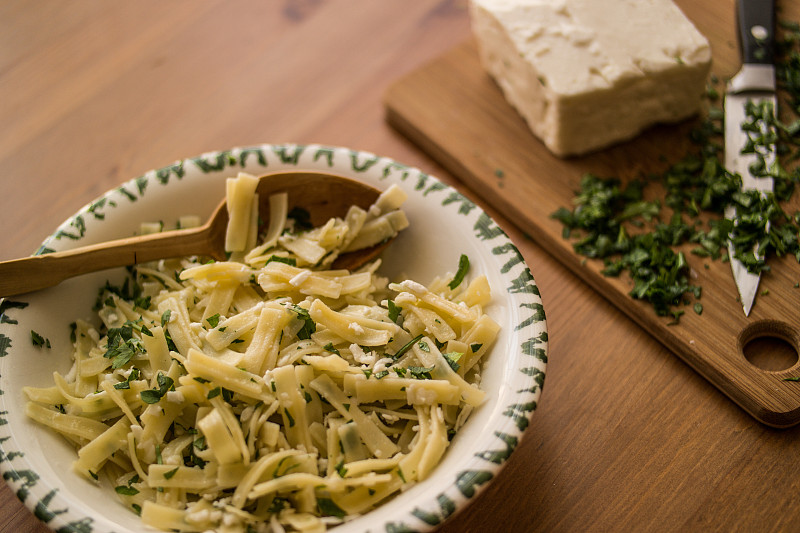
2,1,799,532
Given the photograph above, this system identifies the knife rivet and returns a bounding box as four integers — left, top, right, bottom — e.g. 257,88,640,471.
750,25,769,41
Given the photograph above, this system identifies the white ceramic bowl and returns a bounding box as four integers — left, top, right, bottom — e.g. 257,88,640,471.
0,144,547,532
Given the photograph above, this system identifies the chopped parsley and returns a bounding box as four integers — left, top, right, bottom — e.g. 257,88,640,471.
114,368,141,390
115,485,139,496
390,334,424,360
289,305,316,340
334,459,348,477
160,309,172,327
206,313,221,328
104,321,147,369
265,255,297,267
448,254,470,290
93,274,144,312
408,366,434,380
273,456,298,478
268,497,291,514
207,387,233,402
140,373,175,404
133,295,151,310
387,299,403,324
552,21,800,321
443,351,463,372
284,408,295,428
317,497,346,518
324,342,341,356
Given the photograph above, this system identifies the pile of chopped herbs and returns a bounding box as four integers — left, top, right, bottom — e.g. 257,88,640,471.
552,20,800,323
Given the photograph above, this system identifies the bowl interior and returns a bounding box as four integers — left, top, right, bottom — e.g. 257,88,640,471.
0,144,547,533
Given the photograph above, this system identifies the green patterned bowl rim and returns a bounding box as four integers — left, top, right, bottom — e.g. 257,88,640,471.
0,143,547,533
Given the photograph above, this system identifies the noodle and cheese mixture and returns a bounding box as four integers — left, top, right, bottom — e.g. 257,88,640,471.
24,173,500,533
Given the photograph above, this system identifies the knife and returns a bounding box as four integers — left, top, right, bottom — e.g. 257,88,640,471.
724,0,777,316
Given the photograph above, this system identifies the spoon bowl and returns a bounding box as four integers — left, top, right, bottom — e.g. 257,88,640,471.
0,171,386,297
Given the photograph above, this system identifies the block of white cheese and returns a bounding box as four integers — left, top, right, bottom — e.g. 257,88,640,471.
469,0,712,157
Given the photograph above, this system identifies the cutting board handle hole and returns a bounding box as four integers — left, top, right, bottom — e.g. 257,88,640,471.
740,321,799,372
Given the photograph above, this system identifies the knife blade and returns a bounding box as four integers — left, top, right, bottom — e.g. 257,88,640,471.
724,0,777,316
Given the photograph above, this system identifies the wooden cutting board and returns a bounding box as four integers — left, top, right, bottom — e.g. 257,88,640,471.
384,0,800,427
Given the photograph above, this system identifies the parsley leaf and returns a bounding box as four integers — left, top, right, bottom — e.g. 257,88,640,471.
324,342,341,356
448,254,470,290
443,351,463,372
207,387,233,402
390,334,424,360
115,486,139,496
104,321,146,369
317,497,346,518
387,300,403,324
206,313,221,328
289,305,316,340
334,459,348,478
140,373,174,404
265,255,297,267
409,366,434,380
160,309,172,327
114,368,141,390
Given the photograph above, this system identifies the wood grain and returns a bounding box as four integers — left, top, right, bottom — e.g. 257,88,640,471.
3,1,800,533
385,0,800,426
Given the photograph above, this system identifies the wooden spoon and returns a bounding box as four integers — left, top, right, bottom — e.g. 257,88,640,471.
0,171,390,297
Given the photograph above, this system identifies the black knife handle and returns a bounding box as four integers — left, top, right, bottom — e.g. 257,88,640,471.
737,0,775,65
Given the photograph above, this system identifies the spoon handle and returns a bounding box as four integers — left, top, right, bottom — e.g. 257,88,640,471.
0,226,216,298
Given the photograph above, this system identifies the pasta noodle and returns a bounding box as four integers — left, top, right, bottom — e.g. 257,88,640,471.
24,173,499,532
